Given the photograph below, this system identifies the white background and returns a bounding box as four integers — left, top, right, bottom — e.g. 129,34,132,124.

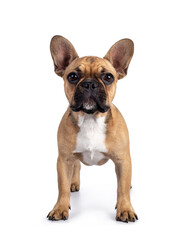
0,0,180,239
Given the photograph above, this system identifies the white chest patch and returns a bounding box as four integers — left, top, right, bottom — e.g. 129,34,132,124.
74,114,108,165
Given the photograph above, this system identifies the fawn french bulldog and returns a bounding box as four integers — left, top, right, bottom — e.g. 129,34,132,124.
47,36,138,223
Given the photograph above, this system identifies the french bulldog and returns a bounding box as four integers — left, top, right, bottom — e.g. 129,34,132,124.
47,36,138,223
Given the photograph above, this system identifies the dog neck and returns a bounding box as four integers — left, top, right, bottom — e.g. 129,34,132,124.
69,106,112,126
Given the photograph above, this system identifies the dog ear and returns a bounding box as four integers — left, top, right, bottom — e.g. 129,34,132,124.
104,39,134,79
50,35,79,77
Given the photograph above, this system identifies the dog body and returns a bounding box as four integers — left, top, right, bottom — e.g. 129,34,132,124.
47,36,138,222
74,113,108,166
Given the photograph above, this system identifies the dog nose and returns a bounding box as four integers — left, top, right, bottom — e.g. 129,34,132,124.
80,79,99,90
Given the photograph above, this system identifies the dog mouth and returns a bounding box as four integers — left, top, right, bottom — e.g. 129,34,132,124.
70,102,109,114
82,98,96,110
70,96,110,114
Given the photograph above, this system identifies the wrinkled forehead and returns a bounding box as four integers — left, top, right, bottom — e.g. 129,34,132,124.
65,56,117,77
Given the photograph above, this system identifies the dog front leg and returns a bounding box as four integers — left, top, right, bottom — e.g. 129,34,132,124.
47,156,74,221
114,155,138,223
71,160,81,192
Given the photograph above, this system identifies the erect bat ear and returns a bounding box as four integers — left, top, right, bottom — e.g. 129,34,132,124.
50,35,79,77
104,39,134,79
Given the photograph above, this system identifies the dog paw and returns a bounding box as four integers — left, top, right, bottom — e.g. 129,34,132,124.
115,202,138,223
116,210,138,223
47,206,70,221
70,183,80,192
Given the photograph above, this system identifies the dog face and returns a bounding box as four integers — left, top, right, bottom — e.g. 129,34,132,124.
50,36,134,114
63,56,117,114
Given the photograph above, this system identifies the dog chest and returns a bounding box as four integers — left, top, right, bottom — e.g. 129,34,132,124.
74,115,108,165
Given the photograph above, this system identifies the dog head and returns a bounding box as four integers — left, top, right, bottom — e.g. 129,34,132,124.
50,36,134,114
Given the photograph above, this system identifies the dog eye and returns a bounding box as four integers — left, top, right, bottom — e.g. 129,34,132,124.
67,72,79,84
101,73,114,85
